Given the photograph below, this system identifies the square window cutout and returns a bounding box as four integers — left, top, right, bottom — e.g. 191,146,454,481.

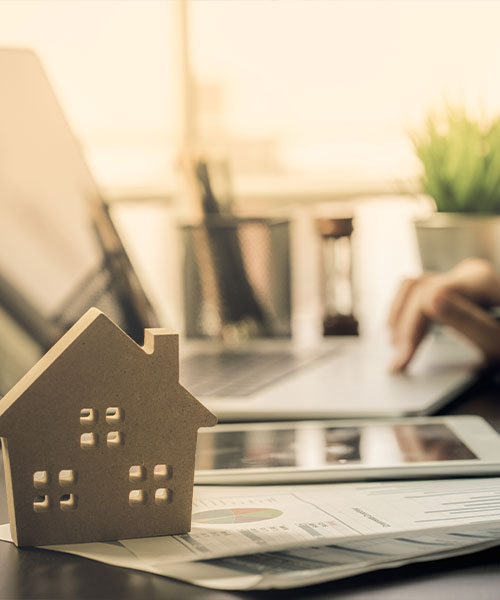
33,495,50,513
129,466,146,482
60,494,77,511
154,464,172,481
33,471,49,488
106,407,124,424
107,431,124,448
59,470,76,486
129,490,147,506
80,432,98,449
80,408,98,425
155,488,172,506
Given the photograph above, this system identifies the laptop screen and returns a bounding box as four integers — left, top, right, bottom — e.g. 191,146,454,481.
0,48,157,395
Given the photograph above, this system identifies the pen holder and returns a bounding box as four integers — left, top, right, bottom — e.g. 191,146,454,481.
181,217,291,341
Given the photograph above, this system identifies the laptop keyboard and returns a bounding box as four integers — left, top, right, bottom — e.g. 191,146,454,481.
180,348,339,398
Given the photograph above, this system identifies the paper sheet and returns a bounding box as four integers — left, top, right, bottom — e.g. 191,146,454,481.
176,523,500,590
2,478,500,590
121,478,500,563
1,522,499,591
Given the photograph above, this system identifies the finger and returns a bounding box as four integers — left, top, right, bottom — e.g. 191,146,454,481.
389,325,428,372
445,259,500,305
388,278,421,333
426,288,500,361
389,285,430,371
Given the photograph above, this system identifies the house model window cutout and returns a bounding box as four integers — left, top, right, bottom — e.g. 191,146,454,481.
0,308,217,547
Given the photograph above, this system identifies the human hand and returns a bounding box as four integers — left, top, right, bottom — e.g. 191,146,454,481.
388,258,500,371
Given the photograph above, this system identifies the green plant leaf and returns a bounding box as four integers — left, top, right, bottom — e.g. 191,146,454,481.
411,106,500,213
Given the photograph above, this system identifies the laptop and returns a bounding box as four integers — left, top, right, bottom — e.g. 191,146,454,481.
0,48,481,419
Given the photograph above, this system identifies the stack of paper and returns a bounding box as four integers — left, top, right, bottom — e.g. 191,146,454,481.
2,478,500,590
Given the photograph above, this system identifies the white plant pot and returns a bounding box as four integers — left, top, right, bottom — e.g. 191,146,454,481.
414,213,500,272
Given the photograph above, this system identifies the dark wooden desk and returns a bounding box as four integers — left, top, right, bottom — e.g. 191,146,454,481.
2,374,500,600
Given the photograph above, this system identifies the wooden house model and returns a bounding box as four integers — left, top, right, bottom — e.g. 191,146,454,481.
0,308,217,547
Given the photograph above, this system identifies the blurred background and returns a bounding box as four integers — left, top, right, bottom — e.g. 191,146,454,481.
2,0,500,343
4,0,500,194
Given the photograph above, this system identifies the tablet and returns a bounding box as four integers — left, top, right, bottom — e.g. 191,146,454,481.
194,415,500,483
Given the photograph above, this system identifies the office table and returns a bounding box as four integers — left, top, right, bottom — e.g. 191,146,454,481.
1,374,500,599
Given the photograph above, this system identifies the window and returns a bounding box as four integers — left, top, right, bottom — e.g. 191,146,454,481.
60,493,78,511
129,489,147,506
80,432,98,449
154,488,172,506
128,465,173,507
80,408,98,425
33,471,49,488
129,466,147,483
106,407,124,424
154,464,172,482
33,495,50,513
59,470,77,486
107,431,124,448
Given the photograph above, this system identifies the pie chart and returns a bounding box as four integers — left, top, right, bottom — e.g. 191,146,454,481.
192,507,283,525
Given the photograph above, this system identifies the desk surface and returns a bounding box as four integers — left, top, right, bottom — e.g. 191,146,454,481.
2,375,500,600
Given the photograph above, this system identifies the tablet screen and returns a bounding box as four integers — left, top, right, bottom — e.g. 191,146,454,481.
195,423,477,472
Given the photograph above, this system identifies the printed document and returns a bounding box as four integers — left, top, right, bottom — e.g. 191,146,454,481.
121,478,500,563
155,522,500,590
2,478,500,590
1,520,500,590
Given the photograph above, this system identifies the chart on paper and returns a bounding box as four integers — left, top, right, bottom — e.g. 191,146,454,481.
122,491,359,564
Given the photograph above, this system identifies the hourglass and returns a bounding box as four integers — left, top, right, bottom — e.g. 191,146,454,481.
317,217,359,336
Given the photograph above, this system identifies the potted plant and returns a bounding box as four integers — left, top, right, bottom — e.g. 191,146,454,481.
411,107,500,271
